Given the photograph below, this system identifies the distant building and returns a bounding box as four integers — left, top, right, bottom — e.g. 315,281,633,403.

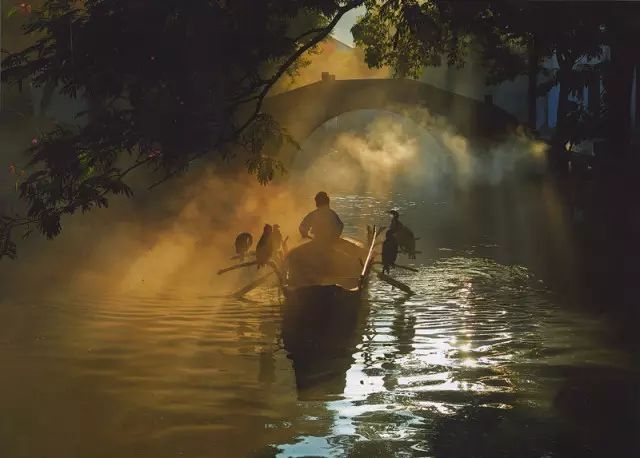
414,3,640,143
417,46,603,135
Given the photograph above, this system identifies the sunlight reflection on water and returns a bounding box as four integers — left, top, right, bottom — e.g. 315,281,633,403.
0,193,637,458
275,251,632,457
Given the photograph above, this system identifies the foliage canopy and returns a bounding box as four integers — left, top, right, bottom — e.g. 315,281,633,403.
1,0,364,258
2,0,638,259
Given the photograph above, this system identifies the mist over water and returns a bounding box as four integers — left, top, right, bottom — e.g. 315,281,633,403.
294,109,546,196
2,106,545,297
1,109,638,457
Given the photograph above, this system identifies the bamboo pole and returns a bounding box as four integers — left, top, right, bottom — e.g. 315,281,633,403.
230,250,256,261
377,272,414,295
392,263,419,273
360,226,378,277
231,272,273,298
373,262,419,273
217,260,257,275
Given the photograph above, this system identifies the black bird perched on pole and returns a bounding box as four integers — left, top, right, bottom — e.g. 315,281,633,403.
234,232,253,261
382,229,399,274
256,224,274,269
388,210,416,259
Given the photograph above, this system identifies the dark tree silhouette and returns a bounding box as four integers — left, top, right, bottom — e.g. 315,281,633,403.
601,10,640,157
1,0,364,259
2,0,639,259
354,0,607,144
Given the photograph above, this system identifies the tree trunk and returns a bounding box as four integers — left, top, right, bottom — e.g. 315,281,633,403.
549,65,572,172
555,65,572,142
635,64,640,129
527,34,538,128
604,41,635,156
588,73,601,118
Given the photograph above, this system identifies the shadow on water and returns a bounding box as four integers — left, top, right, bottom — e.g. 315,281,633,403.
425,363,640,458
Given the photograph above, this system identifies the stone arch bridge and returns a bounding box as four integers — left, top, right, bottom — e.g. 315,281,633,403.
263,78,522,162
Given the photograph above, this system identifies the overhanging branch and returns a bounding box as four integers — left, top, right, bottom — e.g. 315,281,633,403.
147,0,365,189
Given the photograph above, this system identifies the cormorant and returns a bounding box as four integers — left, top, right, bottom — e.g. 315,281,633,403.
256,224,274,268
234,232,253,260
272,224,283,252
382,230,399,274
388,210,416,259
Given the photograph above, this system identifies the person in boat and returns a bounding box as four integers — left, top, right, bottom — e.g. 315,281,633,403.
388,210,416,259
382,229,399,274
299,191,344,242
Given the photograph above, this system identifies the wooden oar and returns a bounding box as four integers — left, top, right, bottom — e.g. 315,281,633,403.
377,272,414,295
230,250,256,261
373,262,419,273
218,260,257,275
393,263,419,273
231,271,274,298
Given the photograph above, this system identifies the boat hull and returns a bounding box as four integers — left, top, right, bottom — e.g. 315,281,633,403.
278,230,377,400
284,284,360,306
281,285,368,400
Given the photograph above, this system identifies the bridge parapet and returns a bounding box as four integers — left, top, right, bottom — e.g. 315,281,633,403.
263,78,524,163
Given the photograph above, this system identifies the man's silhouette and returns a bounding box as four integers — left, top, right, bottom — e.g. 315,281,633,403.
299,192,344,242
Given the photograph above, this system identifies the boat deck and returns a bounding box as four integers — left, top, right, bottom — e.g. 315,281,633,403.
284,237,368,291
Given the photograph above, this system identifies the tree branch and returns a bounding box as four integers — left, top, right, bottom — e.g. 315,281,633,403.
227,0,365,153
291,27,326,43
147,0,365,190
118,156,153,179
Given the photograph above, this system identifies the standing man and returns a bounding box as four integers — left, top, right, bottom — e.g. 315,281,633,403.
299,191,344,242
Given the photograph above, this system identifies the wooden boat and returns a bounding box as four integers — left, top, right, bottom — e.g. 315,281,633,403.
278,229,377,400
278,230,376,344
216,226,412,399
280,228,377,303
282,295,370,400
220,224,414,299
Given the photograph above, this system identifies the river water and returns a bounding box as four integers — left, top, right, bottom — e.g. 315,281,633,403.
1,188,639,458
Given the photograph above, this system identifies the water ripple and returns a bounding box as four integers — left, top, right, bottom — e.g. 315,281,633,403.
0,259,636,457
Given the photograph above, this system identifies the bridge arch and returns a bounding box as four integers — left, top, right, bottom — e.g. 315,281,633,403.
263,78,522,163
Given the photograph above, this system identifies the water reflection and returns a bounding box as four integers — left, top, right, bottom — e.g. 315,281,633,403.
0,192,638,458
277,257,635,457
281,292,370,401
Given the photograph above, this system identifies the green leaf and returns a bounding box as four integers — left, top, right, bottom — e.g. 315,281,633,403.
7,6,18,18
